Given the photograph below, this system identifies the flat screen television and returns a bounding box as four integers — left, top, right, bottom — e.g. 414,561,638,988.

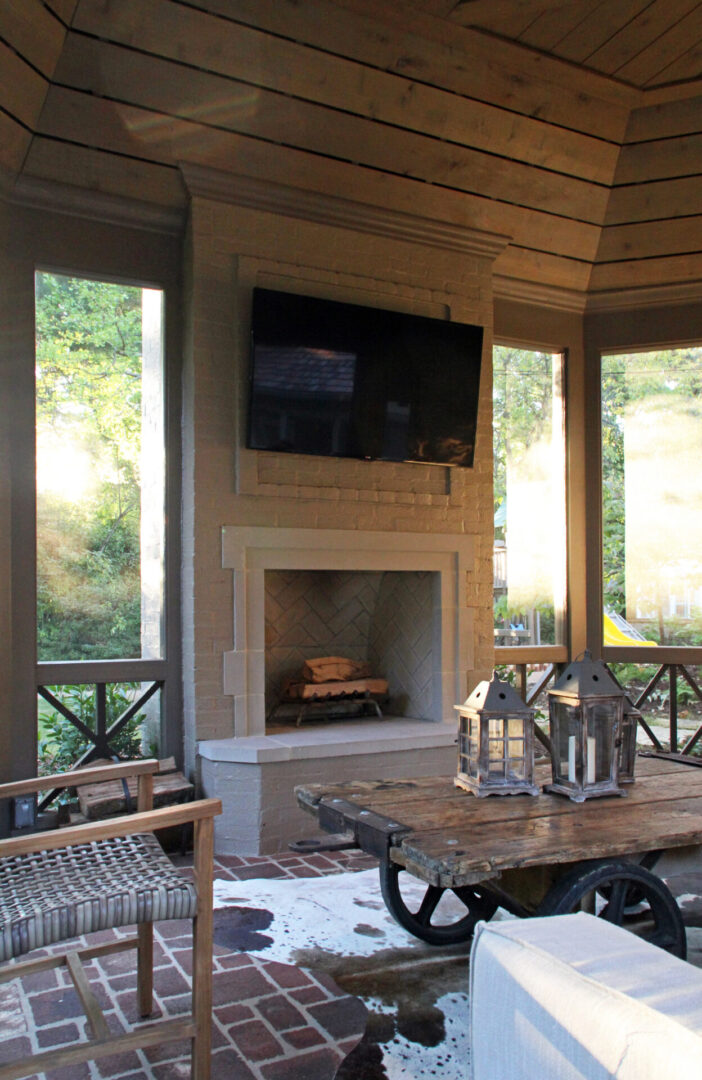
246,288,483,468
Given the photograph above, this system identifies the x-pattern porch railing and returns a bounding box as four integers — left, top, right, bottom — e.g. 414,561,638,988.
36,680,163,811
506,660,702,758
624,663,702,755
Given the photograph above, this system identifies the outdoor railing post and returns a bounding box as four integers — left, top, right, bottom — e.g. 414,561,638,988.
517,665,528,702
95,682,108,759
669,664,678,753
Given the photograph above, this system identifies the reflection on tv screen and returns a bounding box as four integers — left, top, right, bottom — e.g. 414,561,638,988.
247,289,483,467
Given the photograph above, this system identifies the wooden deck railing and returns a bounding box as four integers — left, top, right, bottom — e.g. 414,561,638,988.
500,659,702,759
36,659,166,810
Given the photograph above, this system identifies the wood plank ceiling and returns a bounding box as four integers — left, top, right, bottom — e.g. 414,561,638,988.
418,0,702,88
0,0,700,301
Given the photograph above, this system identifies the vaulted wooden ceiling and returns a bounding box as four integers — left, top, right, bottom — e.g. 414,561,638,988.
1,0,701,301
416,0,702,88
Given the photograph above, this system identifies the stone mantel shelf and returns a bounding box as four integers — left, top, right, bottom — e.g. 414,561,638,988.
198,718,458,764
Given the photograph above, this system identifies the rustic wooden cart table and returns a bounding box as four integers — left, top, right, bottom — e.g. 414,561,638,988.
296,755,702,958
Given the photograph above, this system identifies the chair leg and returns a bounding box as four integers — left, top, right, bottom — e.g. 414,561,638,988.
191,815,215,1080
137,922,154,1017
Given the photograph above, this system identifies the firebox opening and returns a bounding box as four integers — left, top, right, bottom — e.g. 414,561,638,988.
264,569,439,730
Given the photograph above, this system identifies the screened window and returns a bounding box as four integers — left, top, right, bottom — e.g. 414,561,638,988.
602,346,702,646
493,346,566,647
35,272,165,662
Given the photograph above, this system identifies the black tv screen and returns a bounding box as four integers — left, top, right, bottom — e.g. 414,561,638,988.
247,288,483,467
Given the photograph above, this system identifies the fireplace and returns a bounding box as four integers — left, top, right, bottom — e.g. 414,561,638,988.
220,526,474,734
197,525,475,852
265,569,437,726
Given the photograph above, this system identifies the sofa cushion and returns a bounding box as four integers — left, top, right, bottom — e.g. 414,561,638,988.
469,912,702,1080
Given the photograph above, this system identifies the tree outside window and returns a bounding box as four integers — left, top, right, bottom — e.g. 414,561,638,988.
35,272,165,773
493,345,566,647
602,347,702,646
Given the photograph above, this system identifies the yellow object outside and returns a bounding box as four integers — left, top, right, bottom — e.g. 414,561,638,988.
603,612,657,647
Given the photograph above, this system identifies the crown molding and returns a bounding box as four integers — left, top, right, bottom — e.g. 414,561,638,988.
3,173,185,235
585,279,702,312
492,274,587,313
494,272,702,314
179,164,511,260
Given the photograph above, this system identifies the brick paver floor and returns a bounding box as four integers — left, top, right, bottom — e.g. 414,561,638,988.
0,847,378,1080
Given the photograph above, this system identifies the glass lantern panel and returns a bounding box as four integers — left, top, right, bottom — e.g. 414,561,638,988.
507,717,526,739
553,702,582,784
507,738,525,760
488,735,507,779
488,717,506,739
507,757,526,781
584,703,616,783
459,724,478,777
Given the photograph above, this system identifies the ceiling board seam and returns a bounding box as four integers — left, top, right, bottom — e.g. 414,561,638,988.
641,76,702,103
621,129,702,145
644,72,702,92
27,128,183,173
71,29,622,151
62,27,622,164
135,0,630,145
324,0,641,101
0,103,33,133
45,73,614,205
547,0,611,54
611,4,702,81
457,25,644,92
581,0,659,67
42,2,72,31
595,249,702,266
34,110,607,234
610,172,702,188
500,242,592,267
603,211,702,226
643,32,702,88
8,5,74,178
0,33,50,82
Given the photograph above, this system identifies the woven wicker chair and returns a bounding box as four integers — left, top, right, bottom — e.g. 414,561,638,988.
0,760,221,1080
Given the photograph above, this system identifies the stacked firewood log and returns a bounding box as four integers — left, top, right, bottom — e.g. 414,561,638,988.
282,656,388,700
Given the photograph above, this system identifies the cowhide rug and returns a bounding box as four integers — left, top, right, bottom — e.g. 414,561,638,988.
213,868,480,1079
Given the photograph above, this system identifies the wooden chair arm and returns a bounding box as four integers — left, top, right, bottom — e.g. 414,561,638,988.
0,759,160,800
0,797,222,859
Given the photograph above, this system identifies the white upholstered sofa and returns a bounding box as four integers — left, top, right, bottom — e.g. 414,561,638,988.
469,912,702,1079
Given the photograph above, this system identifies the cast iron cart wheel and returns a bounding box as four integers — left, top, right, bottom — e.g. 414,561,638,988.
537,858,686,959
379,860,499,945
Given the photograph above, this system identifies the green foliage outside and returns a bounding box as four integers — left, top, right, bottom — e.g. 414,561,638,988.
493,346,554,531
493,346,559,638
602,347,702,644
35,274,153,776
37,683,146,781
35,273,143,661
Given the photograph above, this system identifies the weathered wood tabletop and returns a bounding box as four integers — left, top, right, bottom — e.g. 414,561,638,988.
296,755,702,889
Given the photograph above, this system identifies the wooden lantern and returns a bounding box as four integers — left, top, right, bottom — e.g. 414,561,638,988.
545,651,627,802
455,674,539,797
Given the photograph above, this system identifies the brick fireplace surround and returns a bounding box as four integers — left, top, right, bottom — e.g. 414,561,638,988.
182,167,502,853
